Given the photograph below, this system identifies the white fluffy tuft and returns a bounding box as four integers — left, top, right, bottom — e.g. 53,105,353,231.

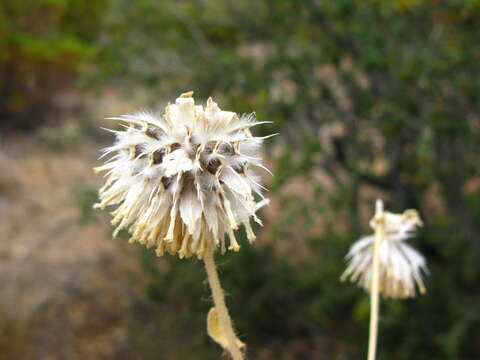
95,92,272,259
341,209,427,299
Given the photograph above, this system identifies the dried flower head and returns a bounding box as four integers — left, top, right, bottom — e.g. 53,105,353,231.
341,208,428,298
94,91,271,259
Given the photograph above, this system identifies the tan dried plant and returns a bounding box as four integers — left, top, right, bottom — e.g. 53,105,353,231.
341,199,428,360
94,91,273,360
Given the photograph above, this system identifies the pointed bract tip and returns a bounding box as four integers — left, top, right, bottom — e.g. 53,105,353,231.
375,199,384,217
180,91,194,98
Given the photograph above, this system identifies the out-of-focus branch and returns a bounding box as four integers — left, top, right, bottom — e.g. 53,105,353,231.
169,6,213,56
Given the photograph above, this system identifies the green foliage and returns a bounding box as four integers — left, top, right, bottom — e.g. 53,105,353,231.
139,234,362,359
99,1,480,358
71,183,100,225
0,0,111,130
11,0,478,357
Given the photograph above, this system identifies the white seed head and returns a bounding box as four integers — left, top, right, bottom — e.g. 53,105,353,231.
94,92,271,259
341,208,428,299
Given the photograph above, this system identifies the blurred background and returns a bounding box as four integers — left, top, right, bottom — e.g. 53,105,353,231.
1,1,479,359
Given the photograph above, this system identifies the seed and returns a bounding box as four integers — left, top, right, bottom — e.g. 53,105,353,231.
170,142,181,151
132,145,146,159
152,149,165,165
161,176,173,189
146,127,160,139
219,143,234,155
232,163,245,174
207,158,222,175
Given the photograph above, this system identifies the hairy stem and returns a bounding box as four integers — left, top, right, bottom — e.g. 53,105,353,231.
204,246,244,360
367,199,384,360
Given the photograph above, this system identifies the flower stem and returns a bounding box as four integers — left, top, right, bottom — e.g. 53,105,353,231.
204,246,244,360
367,199,384,360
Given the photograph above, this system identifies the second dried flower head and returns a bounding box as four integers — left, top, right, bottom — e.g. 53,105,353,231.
94,91,271,259
341,207,428,299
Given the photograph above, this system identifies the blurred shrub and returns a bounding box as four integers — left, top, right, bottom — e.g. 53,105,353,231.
71,183,100,225
89,0,480,358
0,310,31,360
39,120,82,148
0,0,111,131
138,236,361,359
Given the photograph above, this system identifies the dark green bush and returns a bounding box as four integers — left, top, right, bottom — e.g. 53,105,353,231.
0,0,110,130
99,1,480,358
